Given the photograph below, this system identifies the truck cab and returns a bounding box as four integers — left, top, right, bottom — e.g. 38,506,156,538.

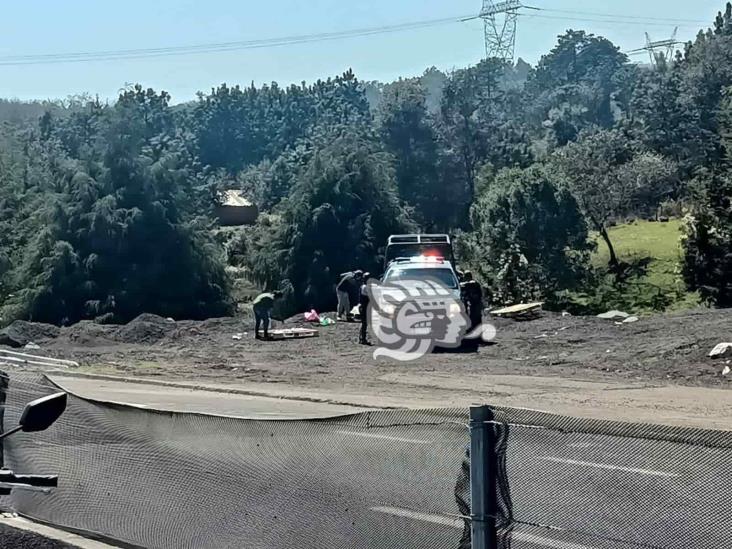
384,234,456,269
381,234,462,305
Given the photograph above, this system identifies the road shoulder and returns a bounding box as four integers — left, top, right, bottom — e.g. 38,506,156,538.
48,371,732,429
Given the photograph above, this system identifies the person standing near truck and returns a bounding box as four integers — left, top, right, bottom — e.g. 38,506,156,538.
336,270,363,321
358,273,372,345
460,271,483,332
253,290,283,340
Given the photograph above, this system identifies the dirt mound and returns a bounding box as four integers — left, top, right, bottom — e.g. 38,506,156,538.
61,321,116,346
113,314,177,344
37,314,243,347
0,321,60,348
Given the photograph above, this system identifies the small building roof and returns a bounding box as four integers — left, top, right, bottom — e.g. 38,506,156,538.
221,190,254,208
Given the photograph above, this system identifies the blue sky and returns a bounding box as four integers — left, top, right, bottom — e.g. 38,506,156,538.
0,0,724,102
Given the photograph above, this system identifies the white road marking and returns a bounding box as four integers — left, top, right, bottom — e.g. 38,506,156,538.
370,506,463,528
337,431,432,444
370,507,600,549
538,456,678,478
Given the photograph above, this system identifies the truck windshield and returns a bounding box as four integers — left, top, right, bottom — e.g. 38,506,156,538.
384,268,459,289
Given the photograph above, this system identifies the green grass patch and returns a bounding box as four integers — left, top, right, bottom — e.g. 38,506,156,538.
593,219,683,269
588,219,701,313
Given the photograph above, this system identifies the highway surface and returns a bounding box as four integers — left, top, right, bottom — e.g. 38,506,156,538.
4,375,729,549
48,376,363,419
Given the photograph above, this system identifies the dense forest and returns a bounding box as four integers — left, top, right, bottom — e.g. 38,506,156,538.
1,4,732,326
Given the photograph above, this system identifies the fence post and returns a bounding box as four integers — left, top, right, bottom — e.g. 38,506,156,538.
0,370,7,469
470,405,498,549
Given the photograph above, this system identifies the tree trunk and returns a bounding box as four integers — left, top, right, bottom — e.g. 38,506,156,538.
598,225,619,269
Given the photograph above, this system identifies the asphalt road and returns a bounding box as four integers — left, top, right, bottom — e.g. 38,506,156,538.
48,377,363,419
5,376,729,549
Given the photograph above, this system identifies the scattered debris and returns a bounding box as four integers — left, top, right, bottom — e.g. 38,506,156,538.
24,342,41,350
722,365,731,377
232,333,243,341
304,310,320,323
708,342,732,359
319,317,336,327
561,311,572,317
598,310,630,320
258,328,319,340
491,302,544,320
622,316,640,324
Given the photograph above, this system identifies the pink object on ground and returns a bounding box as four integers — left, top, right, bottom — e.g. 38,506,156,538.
304,309,320,323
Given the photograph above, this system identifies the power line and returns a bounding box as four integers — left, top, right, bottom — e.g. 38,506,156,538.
0,7,711,67
536,8,708,25
521,13,702,29
0,14,477,66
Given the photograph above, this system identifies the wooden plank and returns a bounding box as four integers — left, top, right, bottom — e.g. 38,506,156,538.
257,328,319,340
491,302,544,316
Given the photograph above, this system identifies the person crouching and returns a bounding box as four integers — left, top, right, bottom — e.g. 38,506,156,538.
253,290,284,340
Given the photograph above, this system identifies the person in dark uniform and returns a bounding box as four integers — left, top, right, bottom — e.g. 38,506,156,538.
358,273,371,345
460,271,483,332
336,270,363,321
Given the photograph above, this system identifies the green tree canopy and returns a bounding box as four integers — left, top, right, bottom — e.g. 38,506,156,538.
1,87,233,325
526,30,630,148
682,172,732,307
246,130,414,313
550,129,679,267
461,165,592,305
376,78,453,230
191,70,372,174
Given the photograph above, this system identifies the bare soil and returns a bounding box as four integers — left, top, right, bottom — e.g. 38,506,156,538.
3,308,732,427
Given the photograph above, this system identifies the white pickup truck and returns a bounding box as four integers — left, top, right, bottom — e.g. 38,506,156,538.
373,235,466,349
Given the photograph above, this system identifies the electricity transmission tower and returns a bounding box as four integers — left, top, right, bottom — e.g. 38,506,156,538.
479,1,527,61
627,27,681,67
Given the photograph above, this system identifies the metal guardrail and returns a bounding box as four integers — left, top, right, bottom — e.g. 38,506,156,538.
0,349,78,369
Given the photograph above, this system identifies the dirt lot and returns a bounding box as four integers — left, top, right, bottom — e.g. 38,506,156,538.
2,308,731,427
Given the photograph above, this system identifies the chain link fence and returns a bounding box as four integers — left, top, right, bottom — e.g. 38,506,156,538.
1,371,469,548
468,406,732,549
1,369,730,549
